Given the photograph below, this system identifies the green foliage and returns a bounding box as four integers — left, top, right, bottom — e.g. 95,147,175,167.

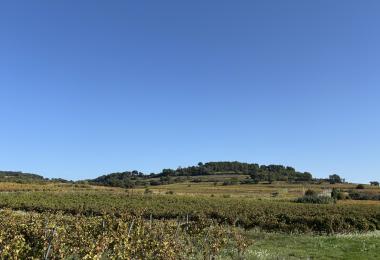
349,191,380,201
87,161,316,188
331,188,348,200
251,165,312,183
0,210,247,259
337,192,349,200
90,171,145,188
0,192,378,233
331,188,339,199
222,178,239,186
356,184,365,189
328,174,343,184
0,171,46,183
295,195,336,204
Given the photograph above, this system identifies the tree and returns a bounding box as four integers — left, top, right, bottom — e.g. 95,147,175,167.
161,169,176,176
370,181,379,187
356,184,365,189
328,174,342,184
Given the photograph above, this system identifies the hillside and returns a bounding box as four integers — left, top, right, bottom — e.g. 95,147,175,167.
0,171,46,183
88,161,314,188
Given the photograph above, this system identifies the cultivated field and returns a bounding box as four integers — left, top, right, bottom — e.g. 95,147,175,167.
0,181,379,259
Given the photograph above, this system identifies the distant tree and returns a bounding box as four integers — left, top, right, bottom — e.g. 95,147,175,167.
87,161,322,188
161,169,176,176
370,181,379,187
328,174,343,184
150,180,161,186
356,184,365,189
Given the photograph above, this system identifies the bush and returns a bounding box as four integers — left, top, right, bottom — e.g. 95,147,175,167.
331,188,348,200
295,195,335,204
337,192,349,200
331,188,339,199
305,189,317,197
356,184,365,189
349,191,380,201
240,179,256,184
150,181,162,186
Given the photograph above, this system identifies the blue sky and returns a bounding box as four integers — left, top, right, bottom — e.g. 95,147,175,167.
1,1,379,182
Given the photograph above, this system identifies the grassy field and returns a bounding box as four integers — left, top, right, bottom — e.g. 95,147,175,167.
245,231,380,259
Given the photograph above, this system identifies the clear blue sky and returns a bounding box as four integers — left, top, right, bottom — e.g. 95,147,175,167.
1,1,379,182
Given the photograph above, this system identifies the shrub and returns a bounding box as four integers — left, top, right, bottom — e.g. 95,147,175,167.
240,179,256,184
349,191,380,201
295,195,335,204
305,189,317,197
356,184,365,189
331,188,339,199
331,188,348,200
150,181,162,186
337,192,349,200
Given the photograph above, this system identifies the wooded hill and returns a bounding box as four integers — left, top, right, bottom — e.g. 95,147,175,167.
1,161,353,188
0,171,46,183
87,161,314,188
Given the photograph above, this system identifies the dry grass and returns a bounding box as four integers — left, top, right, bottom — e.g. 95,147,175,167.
142,182,368,199
0,181,378,201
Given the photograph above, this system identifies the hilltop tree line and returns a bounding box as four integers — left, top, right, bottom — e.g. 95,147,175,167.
158,162,313,183
89,162,353,188
1,162,378,189
0,171,46,183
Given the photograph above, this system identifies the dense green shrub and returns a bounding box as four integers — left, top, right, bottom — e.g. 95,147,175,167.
331,188,349,200
349,191,380,201
295,195,335,204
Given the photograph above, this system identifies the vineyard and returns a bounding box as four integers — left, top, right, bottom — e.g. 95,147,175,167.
0,191,379,233
0,183,379,258
0,210,249,259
